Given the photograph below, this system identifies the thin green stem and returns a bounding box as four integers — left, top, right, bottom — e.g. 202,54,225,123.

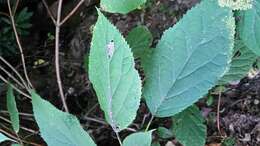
145,115,154,132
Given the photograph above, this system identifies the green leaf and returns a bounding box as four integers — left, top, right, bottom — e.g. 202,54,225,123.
218,0,253,10
172,106,206,146
123,131,153,146
11,144,21,146
0,133,11,142
238,0,260,55
157,127,174,139
30,91,96,146
143,0,235,117
7,85,20,133
88,10,142,131
206,95,214,106
219,40,257,84
100,0,146,14
89,11,141,130
222,137,236,146
126,26,153,59
141,48,154,73
151,142,161,146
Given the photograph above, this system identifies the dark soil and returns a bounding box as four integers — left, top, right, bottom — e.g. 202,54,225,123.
0,0,259,146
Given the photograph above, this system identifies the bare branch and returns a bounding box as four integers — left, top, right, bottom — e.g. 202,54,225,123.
0,75,31,99
41,0,57,25
13,0,20,15
0,56,30,91
7,0,33,89
0,65,25,89
60,0,85,26
55,0,69,112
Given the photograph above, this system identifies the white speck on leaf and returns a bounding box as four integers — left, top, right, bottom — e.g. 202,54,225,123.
107,40,115,59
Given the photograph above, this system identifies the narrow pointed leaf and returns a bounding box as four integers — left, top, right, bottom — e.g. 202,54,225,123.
88,10,142,131
100,0,146,14
7,85,19,133
219,40,257,84
123,131,153,146
172,106,206,146
31,91,96,146
238,0,260,55
143,0,235,117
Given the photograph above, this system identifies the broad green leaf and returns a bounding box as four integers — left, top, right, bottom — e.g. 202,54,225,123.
141,48,154,73
172,106,206,146
151,142,161,146
7,85,19,133
88,10,142,131
123,131,153,146
31,91,96,146
219,40,257,84
238,0,260,55
100,0,146,14
143,0,235,117
157,127,174,139
11,144,21,146
126,26,153,59
0,133,11,142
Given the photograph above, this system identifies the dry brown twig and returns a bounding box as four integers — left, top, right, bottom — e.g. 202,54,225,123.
60,0,85,25
55,0,69,112
41,0,91,113
41,0,56,24
12,0,20,15
217,90,224,137
0,127,41,146
0,65,25,89
0,57,29,90
0,116,39,134
0,75,30,98
7,0,33,89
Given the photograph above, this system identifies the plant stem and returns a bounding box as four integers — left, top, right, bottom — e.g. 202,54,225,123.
0,56,30,91
115,131,123,146
145,115,154,132
60,0,85,25
217,88,223,137
7,0,33,89
55,0,69,112
0,65,25,90
13,0,20,15
41,0,56,25
0,75,31,98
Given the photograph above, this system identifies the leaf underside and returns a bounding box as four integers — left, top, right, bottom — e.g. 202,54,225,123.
143,0,235,117
172,105,206,146
219,40,257,84
0,133,11,143
88,10,142,131
123,131,153,146
100,0,146,14
238,0,260,56
31,91,96,146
